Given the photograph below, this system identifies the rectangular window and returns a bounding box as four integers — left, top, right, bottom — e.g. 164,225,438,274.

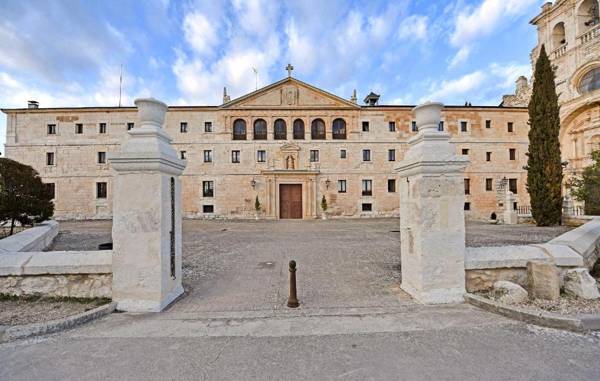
485,120,491,129
202,181,214,197
47,124,56,135
99,123,107,134
338,180,347,193
97,151,106,164
231,150,240,163
96,182,107,199
460,121,468,132
509,178,518,194
340,149,347,159
462,148,469,155
486,178,493,191
75,124,83,134
204,121,213,132
362,179,372,196
45,183,55,199
203,205,214,213
362,203,372,212
127,122,134,131
388,121,396,132
203,150,212,163
388,149,396,161
257,150,266,163
388,179,396,193
180,122,188,133
310,150,319,162
438,121,444,131
507,122,514,133
46,152,55,166
509,148,516,160
486,152,492,161
180,151,186,160
411,121,418,132
464,202,471,211
362,121,369,132
464,178,470,195
362,149,371,162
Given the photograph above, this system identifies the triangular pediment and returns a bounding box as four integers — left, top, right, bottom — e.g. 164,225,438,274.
221,77,359,109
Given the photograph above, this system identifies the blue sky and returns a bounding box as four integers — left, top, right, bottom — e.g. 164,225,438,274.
0,0,545,151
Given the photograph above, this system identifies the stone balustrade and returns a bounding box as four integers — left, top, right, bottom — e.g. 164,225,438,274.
579,25,600,45
552,43,568,59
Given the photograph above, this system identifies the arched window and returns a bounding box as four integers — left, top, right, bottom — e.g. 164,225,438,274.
578,0,599,34
233,119,246,140
552,22,566,50
332,118,346,139
253,119,267,140
293,119,305,139
274,119,287,140
578,67,600,94
311,118,326,140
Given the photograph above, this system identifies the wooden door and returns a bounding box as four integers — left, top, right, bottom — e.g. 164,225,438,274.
279,184,302,219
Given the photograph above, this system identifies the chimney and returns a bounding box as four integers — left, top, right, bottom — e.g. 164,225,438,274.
223,87,231,104
28,100,39,109
350,89,357,103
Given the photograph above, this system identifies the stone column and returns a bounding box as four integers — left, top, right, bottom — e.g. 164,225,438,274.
108,98,186,312
395,102,469,304
503,190,518,224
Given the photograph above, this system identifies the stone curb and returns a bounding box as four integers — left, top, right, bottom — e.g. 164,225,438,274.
464,293,600,332
0,301,116,343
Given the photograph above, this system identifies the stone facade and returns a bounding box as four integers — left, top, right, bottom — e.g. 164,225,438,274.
503,0,600,182
2,77,530,221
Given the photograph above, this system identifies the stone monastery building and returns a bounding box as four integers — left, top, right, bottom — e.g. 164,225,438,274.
2,0,599,221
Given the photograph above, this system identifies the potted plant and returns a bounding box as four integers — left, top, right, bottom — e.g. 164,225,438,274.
254,196,261,220
321,195,328,220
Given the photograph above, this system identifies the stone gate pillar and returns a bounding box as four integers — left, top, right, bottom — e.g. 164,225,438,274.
395,102,468,304
108,98,186,312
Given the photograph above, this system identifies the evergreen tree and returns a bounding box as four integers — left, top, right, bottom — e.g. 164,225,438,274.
568,149,600,215
0,158,54,235
525,45,563,226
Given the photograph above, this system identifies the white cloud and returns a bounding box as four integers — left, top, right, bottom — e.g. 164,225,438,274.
420,71,487,103
448,0,537,67
490,62,531,89
449,46,471,68
398,15,429,41
183,12,219,56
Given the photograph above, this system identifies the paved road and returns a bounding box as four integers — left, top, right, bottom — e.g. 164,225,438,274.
12,219,591,380
1,304,599,380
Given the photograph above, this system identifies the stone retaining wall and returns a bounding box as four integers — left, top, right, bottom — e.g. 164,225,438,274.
465,218,600,292
0,221,58,253
0,250,112,298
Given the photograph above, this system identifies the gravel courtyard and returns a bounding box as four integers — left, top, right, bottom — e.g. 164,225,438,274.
48,219,572,312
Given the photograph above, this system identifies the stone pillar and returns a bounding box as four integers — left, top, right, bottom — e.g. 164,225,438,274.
395,102,469,304
108,98,186,312
503,190,518,224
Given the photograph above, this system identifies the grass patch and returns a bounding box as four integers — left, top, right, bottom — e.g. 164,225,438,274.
0,293,111,305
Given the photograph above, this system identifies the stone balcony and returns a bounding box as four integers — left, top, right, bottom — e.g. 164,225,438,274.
552,43,568,59
578,24,600,46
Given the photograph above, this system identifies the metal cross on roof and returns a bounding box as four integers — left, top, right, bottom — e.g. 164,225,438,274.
286,63,294,77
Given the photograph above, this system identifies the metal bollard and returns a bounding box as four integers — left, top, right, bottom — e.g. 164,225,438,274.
287,260,299,308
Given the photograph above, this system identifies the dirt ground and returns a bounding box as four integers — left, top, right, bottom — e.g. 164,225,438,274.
0,296,109,326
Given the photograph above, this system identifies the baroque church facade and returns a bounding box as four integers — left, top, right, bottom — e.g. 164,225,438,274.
502,0,600,181
2,0,599,221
